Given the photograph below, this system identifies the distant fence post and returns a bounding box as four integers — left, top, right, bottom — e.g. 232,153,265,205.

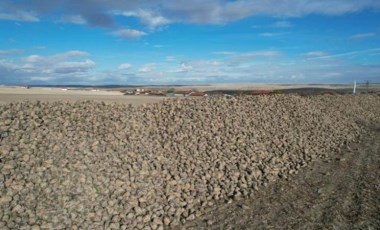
353,80,356,94
366,80,369,93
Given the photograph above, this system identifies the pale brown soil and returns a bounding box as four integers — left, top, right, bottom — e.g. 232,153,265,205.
179,125,380,230
0,87,165,105
0,94,165,105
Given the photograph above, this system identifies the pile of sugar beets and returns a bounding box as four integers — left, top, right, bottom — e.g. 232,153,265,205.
0,95,379,229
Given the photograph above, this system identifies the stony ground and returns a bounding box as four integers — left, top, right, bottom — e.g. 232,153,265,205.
180,124,380,229
0,95,379,229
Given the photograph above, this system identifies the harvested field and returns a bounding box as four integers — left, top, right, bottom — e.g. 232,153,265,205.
0,95,379,229
0,87,165,105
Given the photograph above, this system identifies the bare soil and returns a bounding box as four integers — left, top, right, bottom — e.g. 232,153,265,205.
0,87,165,105
0,94,165,105
179,125,380,230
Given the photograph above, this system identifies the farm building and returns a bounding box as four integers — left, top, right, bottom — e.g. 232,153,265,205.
188,92,208,97
174,90,189,97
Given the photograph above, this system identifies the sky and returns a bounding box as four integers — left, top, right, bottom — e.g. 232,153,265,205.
0,0,380,85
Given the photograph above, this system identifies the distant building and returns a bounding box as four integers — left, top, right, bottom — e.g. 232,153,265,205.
134,88,147,95
188,92,208,97
166,90,209,97
148,91,166,96
174,90,189,97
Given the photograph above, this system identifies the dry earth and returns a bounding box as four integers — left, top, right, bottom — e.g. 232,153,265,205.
0,87,165,105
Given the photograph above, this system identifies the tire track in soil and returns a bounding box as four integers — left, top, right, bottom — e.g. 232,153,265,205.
178,126,380,230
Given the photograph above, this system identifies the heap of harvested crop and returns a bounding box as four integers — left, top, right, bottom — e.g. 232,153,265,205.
0,95,379,229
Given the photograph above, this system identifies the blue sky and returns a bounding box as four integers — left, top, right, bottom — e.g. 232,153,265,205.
0,0,380,85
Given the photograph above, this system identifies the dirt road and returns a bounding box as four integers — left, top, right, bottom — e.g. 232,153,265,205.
180,125,380,229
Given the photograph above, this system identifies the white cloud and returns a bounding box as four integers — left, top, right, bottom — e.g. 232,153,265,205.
0,0,380,31
1,1,379,37
0,59,18,71
213,50,282,69
167,59,222,76
239,51,281,58
252,20,293,29
60,15,87,25
215,51,282,59
0,11,39,22
54,60,96,73
179,62,193,72
272,20,293,28
61,50,89,57
112,29,147,39
0,49,23,55
120,9,170,29
153,50,378,84
350,33,376,40
0,50,98,84
168,62,194,73
25,55,43,63
138,63,155,73
118,63,132,70
165,56,176,61
305,49,380,60
25,51,88,64
161,0,380,24
23,51,94,75
1,45,380,85
29,76,53,82
213,51,236,55
301,51,329,57
259,33,277,37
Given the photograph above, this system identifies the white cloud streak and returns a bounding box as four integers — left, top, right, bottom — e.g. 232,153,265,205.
350,33,376,40
138,63,156,73
1,0,380,27
1,48,380,84
0,50,96,84
60,15,87,25
25,51,89,64
301,51,329,57
272,20,293,28
120,9,170,29
118,63,132,70
0,49,23,55
259,33,278,37
305,49,380,60
53,60,96,74
215,50,282,59
0,11,39,22
112,29,147,39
